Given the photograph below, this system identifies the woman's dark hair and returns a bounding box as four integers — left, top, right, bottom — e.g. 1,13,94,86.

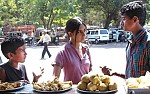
120,1,146,26
1,37,25,59
65,17,86,41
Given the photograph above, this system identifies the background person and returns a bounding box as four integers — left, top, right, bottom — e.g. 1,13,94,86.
102,1,150,79
37,31,51,59
52,17,92,84
0,37,44,83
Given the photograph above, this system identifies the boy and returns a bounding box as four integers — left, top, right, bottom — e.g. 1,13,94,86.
102,1,150,79
0,37,43,83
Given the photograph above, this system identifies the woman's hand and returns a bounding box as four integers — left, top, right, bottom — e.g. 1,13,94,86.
33,67,44,82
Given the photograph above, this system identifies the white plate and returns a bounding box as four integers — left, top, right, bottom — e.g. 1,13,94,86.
33,87,72,93
77,89,118,94
0,82,25,92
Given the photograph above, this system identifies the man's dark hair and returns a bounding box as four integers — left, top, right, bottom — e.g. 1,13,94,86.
120,1,146,26
1,37,25,59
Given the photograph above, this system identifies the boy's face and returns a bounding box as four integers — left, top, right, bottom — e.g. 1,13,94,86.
120,15,135,32
9,45,27,63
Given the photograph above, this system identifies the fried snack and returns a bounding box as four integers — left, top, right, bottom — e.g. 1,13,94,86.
87,82,97,91
81,74,90,83
126,77,138,85
126,75,150,89
126,77,139,88
89,74,97,82
61,84,71,90
109,81,117,90
33,84,42,90
62,81,73,86
32,77,73,91
98,83,107,91
0,82,21,90
92,76,100,85
127,82,139,88
0,84,6,90
77,73,118,92
77,81,87,90
101,75,111,84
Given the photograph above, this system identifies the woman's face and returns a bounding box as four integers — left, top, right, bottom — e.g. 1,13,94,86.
71,24,86,43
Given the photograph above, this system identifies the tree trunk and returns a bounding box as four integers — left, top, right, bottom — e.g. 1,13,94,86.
104,13,111,29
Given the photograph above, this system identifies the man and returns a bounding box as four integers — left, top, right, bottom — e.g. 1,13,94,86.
102,1,150,79
38,31,51,59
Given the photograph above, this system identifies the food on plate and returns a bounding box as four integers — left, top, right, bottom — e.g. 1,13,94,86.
0,81,21,90
89,74,97,82
126,71,150,89
77,73,117,92
98,83,107,91
81,74,90,83
92,76,100,85
87,82,97,91
109,81,117,91
77,82,87,90
32,77,72,91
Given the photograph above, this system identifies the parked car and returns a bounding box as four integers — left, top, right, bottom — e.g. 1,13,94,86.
118,30,126,42
86,29,109,44
109,28,119,41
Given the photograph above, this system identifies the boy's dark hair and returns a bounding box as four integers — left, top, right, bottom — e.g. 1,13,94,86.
120,1,146,26
1,37,25,59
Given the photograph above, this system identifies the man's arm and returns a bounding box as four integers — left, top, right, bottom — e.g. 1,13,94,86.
101,66,125,79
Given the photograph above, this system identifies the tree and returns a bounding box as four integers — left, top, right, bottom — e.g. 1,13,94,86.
79,0,129,29
33,0,79,30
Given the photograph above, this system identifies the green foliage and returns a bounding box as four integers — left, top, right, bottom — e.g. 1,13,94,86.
0,0,149,29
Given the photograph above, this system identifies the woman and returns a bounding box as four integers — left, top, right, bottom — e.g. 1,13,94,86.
52,17,92,84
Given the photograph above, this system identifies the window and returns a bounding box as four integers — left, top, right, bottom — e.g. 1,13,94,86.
95,31,98,35
86,31,90,34
91,31,95,35
100,30,108,34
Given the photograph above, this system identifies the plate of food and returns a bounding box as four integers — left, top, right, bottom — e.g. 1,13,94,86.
77,73,118,94
33,77,73,93
33,87,72,93
77,89,117,94
126,72,150,94
0,81,25,92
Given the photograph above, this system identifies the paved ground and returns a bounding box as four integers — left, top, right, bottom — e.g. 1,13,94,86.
0,42,127,83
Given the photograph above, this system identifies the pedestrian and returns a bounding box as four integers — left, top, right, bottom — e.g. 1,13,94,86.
102,1,150,79
116,30,119,42
37,31,51,59
0,37,44,83
52,17,92,84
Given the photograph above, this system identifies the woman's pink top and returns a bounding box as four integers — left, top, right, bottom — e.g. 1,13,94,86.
52,42,92,84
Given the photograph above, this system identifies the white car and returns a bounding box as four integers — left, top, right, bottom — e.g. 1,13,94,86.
86,29,109,44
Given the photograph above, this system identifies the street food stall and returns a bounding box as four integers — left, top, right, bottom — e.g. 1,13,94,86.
0,74,128,94
1,72,150,94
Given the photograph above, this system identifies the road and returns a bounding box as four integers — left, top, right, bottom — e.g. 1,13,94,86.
0,42,127,83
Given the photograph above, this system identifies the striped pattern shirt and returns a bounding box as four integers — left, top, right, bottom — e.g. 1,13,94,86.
125,29,150,78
